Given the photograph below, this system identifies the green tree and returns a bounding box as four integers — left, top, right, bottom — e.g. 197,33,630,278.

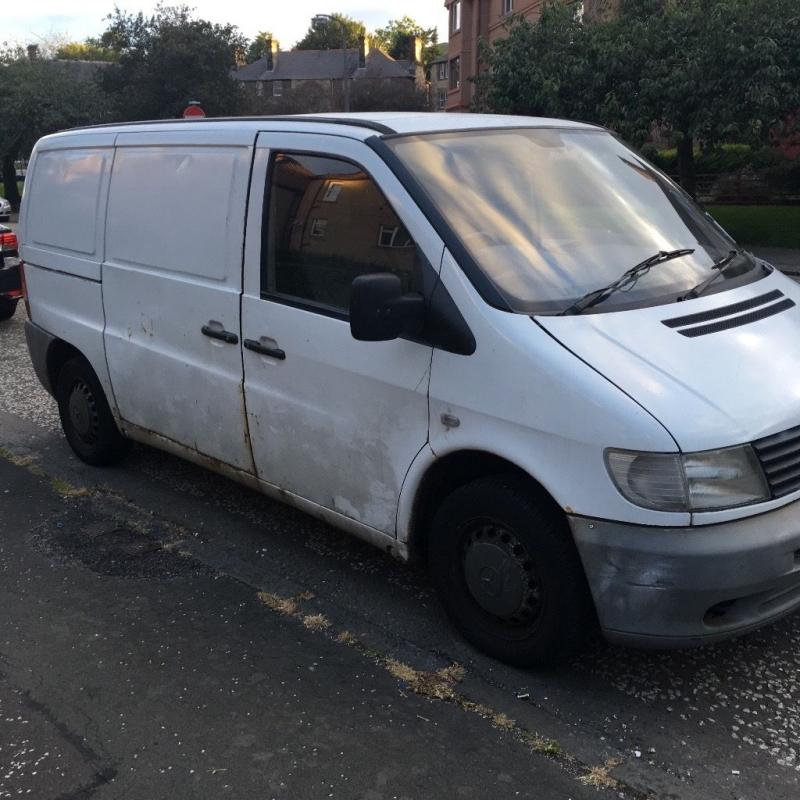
245,31,278,64
0,52,110,207
598,0,800,196
294,13,365,50
98,4,246,119
477,0,800,197
372,16,438,70
472,4,594,119
54,38,118,62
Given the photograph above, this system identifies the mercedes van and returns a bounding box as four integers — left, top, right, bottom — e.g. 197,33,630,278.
19,113,800,666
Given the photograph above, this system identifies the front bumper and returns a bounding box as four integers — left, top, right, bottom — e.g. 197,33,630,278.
570,500,800,647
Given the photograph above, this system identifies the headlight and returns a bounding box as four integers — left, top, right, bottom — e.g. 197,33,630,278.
605,445,769,512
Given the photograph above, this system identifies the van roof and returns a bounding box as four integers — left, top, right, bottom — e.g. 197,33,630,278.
49,112,600,141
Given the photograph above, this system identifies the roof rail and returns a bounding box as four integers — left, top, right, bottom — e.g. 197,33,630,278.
63,115,397,135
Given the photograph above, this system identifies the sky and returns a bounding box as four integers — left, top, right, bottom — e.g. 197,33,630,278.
1,1,450,49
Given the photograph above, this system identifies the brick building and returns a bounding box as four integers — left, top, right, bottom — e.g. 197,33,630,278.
443,0,618,111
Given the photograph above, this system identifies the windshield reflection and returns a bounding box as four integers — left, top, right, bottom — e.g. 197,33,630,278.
386,129,759,314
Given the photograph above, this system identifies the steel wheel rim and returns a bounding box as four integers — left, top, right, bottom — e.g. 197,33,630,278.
67,379,99,444
461,518,544,627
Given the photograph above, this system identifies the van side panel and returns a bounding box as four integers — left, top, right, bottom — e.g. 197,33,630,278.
23,266,115,405
20,135,115,283
19,136,116,402
102,132,255,472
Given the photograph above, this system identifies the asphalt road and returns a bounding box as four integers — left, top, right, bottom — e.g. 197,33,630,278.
2,277,800,799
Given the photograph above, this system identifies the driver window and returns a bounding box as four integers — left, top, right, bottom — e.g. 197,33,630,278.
261,153,421,315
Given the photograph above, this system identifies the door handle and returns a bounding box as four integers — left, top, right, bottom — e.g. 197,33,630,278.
201,324,239,344
244,338,286,360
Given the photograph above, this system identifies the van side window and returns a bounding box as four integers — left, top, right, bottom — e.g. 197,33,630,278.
261,153,421,316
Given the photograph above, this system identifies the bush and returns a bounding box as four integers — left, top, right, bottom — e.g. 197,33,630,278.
644,143,791,175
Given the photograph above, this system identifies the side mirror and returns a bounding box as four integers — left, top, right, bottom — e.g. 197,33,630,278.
350,273,424,342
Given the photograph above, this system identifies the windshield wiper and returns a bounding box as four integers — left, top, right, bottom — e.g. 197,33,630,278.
678,250,739,301
559,248,696,316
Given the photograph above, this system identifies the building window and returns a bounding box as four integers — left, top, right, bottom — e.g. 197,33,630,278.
377,225,413,249
503,0,514,14
449,0,461,34
310,218,327,238
449,57,460,90
437,61,448,81
273,80,283,97
256,81,264,97
437,88,447,110
323,182,342,202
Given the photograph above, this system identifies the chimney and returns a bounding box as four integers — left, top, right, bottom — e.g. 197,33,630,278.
265,37,277,71
412,36,423,65
27,44,39,61
358,34,369,68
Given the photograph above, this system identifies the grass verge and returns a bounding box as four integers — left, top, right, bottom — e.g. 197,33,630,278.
707,205,800,249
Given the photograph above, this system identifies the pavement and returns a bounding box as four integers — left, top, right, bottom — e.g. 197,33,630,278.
745,245,800,275
2,228,800,798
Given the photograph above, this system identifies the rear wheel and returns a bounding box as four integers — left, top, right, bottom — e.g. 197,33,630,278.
0,298,17,321
428,474,594,667
55,357,131,466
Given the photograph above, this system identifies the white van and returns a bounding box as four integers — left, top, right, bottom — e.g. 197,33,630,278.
19,113,800,666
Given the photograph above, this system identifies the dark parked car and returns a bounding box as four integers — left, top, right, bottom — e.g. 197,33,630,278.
0,224,21,321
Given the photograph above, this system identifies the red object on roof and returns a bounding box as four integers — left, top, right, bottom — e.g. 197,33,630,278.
182,102,205,118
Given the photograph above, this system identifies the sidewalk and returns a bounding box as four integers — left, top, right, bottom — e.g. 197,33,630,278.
748,246,800,275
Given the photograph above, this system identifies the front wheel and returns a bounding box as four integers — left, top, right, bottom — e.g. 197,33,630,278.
0,297,18,321
55,357,132,466
428,475,595,667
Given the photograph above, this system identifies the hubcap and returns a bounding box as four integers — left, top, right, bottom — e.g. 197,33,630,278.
68,380,98,442
462,522,543,625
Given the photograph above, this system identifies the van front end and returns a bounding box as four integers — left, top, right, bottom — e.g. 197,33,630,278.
571,500,800,647
535,267,800,648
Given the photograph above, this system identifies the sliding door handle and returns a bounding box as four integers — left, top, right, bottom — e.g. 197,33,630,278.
244,338,286,360
202,324,239,344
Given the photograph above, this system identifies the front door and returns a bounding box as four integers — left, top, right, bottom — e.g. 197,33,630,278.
241,132,443,534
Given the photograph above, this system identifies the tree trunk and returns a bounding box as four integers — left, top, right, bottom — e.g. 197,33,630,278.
677,133,696,200
2,153,22,211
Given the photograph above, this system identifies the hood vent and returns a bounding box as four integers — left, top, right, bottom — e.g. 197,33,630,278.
662,290,794,337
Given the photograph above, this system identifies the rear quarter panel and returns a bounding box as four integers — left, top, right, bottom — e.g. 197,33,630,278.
19,132,116,405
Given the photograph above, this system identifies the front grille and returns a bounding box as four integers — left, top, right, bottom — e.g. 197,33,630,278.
753,424,800,498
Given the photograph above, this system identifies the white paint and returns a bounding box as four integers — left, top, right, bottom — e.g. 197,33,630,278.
20,114,800,570
102,130,256,471
240,132,439,536
20,136,115,281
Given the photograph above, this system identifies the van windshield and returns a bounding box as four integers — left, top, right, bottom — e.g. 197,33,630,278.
385,128,761,314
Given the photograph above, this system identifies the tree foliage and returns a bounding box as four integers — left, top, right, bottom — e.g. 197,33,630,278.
54,39,118,62
372,16,438,69
0,53,111,206
98,4,246,119
476,0,800,196
294,13,365,50
245,31,278,64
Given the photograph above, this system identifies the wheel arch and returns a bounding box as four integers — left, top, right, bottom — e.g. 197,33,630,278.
403,448,566,563
46,338,86,392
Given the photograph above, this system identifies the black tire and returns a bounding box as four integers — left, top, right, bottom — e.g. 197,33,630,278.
428,474,595,668
0,298,17,321
55,357,131,466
